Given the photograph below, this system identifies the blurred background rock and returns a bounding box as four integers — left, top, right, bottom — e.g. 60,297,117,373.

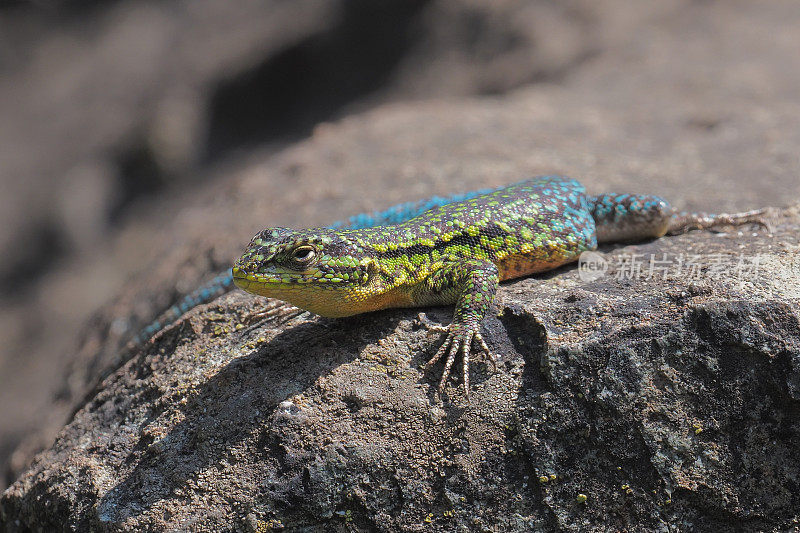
1,0,798,492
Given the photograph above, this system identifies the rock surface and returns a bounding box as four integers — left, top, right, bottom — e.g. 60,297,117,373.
0,0,637,488
2,206,800,531
3,0,800,530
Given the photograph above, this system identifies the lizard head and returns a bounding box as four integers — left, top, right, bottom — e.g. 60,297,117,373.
232,227,377,317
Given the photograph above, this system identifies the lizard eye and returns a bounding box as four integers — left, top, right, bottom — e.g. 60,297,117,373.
290,246,316,264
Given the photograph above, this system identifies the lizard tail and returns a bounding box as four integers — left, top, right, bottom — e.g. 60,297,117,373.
134,272,234,345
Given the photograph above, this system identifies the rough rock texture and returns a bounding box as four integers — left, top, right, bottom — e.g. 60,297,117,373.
2,208,800,531
3,0,800,530
0,0,632,488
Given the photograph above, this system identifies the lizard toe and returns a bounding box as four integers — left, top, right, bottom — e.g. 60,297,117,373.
424,323,490,395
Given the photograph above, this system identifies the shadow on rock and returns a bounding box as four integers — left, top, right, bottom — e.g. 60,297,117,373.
96,312,397,524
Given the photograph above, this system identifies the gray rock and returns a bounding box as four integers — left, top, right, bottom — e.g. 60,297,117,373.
0,0,626,486
2,206,799,531
3,1,800,529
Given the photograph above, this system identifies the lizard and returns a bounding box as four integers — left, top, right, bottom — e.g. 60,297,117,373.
231,176,769,395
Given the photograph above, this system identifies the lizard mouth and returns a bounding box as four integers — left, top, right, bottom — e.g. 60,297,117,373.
232,266,353,287
231,271,307,299
231,267,303,286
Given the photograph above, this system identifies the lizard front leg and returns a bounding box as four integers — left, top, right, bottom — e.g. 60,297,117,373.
420,259,499,394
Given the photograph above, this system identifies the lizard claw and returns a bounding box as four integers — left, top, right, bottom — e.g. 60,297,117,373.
422,319,495,395
416,312,448,333
241,300,306,336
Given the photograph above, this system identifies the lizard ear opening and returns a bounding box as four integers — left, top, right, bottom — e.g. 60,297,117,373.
364,259,380,286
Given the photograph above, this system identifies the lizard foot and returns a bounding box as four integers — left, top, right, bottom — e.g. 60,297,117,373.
243,299,306,331
668,208,773,235
419,315,494,395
